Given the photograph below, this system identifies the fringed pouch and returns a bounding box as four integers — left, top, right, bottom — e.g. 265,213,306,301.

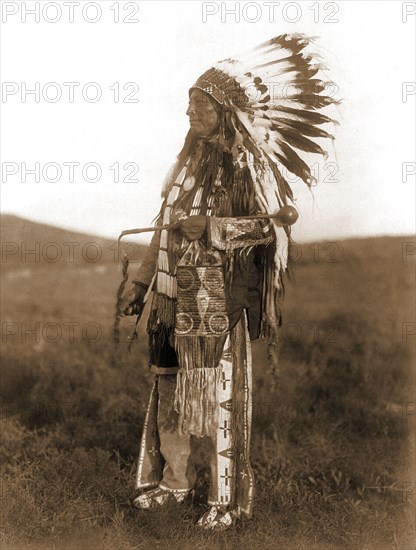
174,240,229,437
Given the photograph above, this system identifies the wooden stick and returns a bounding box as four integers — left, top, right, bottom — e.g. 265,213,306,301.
117,212,281,241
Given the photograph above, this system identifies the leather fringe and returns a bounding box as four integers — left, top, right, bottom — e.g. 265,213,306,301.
174,364,223,438
155,294,176,326
174,334,228,371
173,333,228,437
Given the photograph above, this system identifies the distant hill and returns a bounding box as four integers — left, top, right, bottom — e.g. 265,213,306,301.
2,215,414,335
2,214,414,267
1,214,146,268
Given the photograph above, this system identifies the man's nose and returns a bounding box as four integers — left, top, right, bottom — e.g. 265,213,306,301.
187,103,196,116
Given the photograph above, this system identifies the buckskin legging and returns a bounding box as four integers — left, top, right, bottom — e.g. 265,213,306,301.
135,314,255,516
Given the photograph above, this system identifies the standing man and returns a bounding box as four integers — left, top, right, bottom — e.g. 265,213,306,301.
119,34,337,530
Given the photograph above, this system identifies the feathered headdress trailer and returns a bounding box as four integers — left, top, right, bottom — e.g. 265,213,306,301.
116,33,339,378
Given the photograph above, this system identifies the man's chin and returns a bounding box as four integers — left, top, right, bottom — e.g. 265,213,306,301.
190,128,204,137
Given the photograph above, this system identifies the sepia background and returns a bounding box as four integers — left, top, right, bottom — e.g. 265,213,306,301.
1,1,415,548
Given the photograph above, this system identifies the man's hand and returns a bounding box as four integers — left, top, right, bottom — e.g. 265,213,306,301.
177,215,207,241
119,284,148,317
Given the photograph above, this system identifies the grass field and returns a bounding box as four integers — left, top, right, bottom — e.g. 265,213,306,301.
1,215,415,549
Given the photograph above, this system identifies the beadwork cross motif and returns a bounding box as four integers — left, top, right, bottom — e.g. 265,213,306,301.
220,420,231,438
148,446,158,456
220,468,232,487
221,371,231,390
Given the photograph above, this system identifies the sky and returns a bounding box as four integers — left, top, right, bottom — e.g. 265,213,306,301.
1,0,415,243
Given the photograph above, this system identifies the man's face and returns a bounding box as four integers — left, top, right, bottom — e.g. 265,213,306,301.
186,89,220,138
